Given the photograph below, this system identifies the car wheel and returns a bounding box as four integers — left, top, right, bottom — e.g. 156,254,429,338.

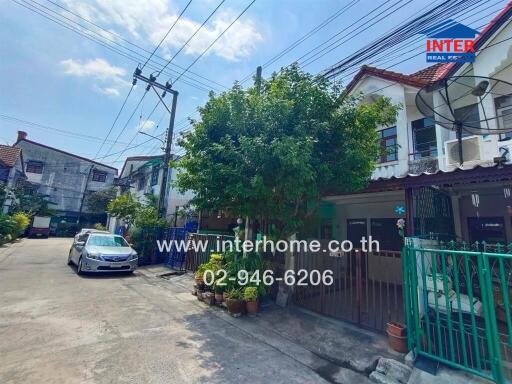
77,257,84,275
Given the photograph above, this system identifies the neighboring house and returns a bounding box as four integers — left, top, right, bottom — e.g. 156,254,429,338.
108,155,193,232
14,131,118,232
0,144,25,213
293,4,512,333
0,145,24,187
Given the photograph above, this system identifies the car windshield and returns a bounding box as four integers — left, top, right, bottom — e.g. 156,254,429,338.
87,235,128,247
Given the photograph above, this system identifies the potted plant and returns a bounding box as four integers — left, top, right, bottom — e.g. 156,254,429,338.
225,288,243,316
195,264,206,285
244,286,259,315
214,281,225,303
196,282,206,301
203,290,215,305
386,322,408,353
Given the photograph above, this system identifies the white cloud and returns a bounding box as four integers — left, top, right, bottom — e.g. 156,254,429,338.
61,58,125,79
137,119,156,132
61,58,130,96
62,0,262,61
97,87,120,97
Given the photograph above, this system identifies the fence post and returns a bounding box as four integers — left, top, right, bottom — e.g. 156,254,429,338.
482,254,504,383
402,243,414,353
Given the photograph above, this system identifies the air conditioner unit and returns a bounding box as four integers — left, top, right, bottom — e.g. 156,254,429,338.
445,136,483,168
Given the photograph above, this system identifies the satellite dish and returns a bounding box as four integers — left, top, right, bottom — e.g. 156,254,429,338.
415,76,512,165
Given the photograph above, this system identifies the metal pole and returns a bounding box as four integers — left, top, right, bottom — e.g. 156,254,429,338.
77,165,94,226
158,91,178,218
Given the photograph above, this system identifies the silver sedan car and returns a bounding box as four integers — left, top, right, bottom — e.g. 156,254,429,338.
68,233,138,274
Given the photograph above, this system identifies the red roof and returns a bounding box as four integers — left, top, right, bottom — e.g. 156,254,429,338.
345,2,512,94
0,145,22,168
410,63,448,83
344,64,449,95
443,1,512,78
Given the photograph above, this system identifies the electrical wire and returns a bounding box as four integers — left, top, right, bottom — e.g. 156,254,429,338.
93,84,135,159
141,0,193,71
173,0,257,85
36,0,225,90
11,0,223,93
99,90,149,158
238,0,360,84
155,0,226,78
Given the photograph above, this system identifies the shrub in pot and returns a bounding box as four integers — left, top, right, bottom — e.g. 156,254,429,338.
195,264,206,285
225,288,243,316
244,286,259,315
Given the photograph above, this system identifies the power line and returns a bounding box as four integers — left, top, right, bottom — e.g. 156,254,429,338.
111,100,162,164
141,0,193,71
334,0,503,83
155,0,226,78
106,1,229,166
238,0,360,84
93,84,135,158
99,90,149,158
320,0,482,78
12,0,223,93
0,113,155,149
43,0,225,89
174,0,257,85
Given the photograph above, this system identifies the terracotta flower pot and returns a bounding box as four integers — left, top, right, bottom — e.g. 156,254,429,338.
387,322,407,337
226,298,243,316
246,300,258,315
386,322,408,353
215,293,224,303
223,292,228,301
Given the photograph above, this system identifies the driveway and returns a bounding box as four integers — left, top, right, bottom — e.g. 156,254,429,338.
0,238,338,384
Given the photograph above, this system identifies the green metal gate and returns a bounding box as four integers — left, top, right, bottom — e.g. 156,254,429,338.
403,239,512,383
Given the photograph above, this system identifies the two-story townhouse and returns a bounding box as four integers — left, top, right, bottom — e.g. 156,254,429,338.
13,131,118,233
108,155,194,232
293,4,512,333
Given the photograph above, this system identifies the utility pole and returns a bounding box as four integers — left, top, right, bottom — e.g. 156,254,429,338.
77,165,94,227
133,68,178,218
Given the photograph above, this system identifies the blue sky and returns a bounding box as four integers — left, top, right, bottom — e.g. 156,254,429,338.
0,0,505,170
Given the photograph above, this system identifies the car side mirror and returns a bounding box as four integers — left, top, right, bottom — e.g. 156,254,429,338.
75,241,85,247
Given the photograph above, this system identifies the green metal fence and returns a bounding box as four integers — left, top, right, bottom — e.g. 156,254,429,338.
403,239,512,383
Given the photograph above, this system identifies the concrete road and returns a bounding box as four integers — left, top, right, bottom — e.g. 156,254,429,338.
0,238,331,384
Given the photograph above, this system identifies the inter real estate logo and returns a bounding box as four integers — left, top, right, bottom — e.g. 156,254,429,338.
423,20,480,63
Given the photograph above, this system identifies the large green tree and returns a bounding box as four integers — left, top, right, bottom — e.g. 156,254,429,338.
85,187,117,213
175,65,400,238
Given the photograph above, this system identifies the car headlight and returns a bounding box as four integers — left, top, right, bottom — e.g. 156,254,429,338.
129,250,138,260
87,251,102,260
